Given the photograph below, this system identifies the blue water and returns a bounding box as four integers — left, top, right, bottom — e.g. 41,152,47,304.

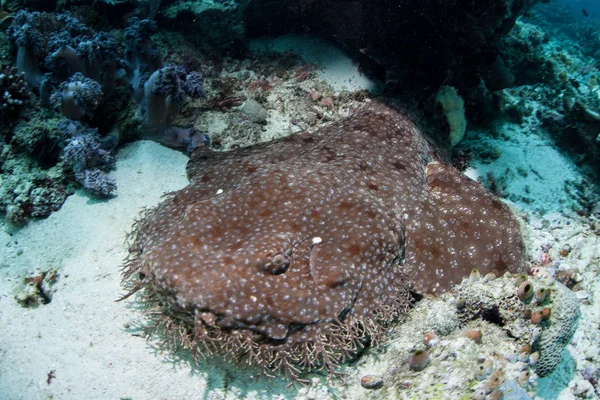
556,0,600,20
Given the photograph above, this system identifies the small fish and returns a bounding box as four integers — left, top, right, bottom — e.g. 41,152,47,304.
582,8,589,17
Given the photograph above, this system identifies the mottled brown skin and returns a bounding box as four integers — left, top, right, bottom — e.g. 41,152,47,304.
123,102,526,380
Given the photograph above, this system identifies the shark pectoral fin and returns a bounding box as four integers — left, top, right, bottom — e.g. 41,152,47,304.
419,161,526,290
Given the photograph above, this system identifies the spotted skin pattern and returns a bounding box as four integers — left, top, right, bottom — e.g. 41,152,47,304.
123,102,526,379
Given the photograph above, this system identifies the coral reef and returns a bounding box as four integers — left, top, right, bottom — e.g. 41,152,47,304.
6,10,88,91
1,177,68,226
6,10,204,148
137,64,207,152
454,272,580,378
242,0,537,94
121,102,526,382
156,0,245,57
0,112,71,226
355,271,583,399
0,8,208,224
48,31,118,98
143,66,187,130
72,167,116,196
500,22,555,86
122,17,163,102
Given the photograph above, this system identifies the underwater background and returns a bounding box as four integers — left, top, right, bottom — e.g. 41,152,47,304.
0,0,599,399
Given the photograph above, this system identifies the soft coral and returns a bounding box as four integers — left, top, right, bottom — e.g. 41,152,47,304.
51,72,102,120
7,10,87,90
141,65,207,152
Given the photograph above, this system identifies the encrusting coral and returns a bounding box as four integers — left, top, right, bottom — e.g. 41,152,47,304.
121,102,527,383
533,281,579,377
454,272,580,379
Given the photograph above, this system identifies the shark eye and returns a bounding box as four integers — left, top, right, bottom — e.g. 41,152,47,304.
268,253,290,275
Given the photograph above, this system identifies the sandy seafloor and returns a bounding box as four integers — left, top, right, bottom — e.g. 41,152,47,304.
0,36,599,400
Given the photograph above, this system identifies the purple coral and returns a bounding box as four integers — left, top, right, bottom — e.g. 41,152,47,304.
7,10,117,116
51,73,103,120
142,65,186,132
139,65,206,152
7,10,88,90
73,168,117,197
60,120,116,196
49,32,118,96
122,17,163,101
183,71,205,99
77,33,118,97
62,126,114,169
123,18,161,69
9,18,46,89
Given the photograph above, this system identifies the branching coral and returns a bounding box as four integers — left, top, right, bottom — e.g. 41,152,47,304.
0,65,30,121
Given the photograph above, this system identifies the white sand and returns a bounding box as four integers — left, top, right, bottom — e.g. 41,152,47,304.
0,142,214,399
464,123,581,214
249,34,382,94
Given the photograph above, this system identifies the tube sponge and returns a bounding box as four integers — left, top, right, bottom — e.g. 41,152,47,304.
533,282,580,377
435,86,467,147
